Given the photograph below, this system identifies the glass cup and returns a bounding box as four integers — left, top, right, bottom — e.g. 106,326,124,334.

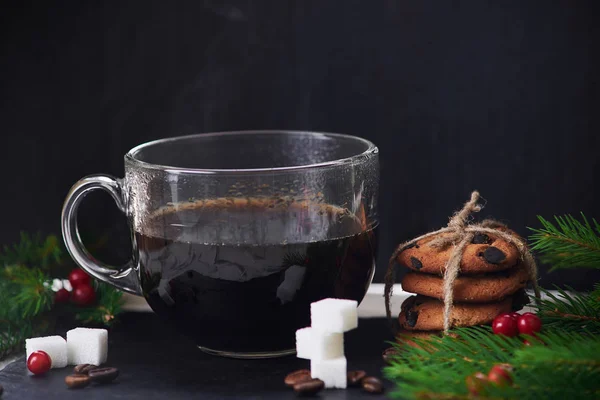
62,131,379,358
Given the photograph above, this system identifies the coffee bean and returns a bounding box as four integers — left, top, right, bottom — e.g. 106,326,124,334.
382,347,399,364
483,247,506,264
88,367,119,384
293,378,324,396
406,309,419,328
65,374,91,389
73,364,98,375
472,234,491,244
347,370,367,386
410,257,423,270
284,369,312,387
362,376,384,394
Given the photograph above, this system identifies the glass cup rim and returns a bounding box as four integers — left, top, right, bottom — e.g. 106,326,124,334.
125,130,378,175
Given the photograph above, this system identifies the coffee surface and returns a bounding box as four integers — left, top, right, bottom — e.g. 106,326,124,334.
137,198,378,353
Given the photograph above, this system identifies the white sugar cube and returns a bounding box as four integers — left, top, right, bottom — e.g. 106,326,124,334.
296,327,344,360
311,357,347,389
67,328,108,365
311,298,358,333
25,335,68,368
296,327,313,359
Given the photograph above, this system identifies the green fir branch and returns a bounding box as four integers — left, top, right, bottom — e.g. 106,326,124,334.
0,232,126,360
1,265,54,319
385,327,600,400
533,285,600,334
0,232,62,270
0,320,33,360
70,282,124,326
528,213,600,270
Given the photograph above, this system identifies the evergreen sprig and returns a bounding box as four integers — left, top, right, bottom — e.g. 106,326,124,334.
0,320,34,360
62,282,124,326
0,232,124,361
1,265,54,318
384,327,600,400
0,232,62,271
534,285,600,334
528,213,600,270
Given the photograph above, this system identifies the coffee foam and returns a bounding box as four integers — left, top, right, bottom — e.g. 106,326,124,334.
139,197,367,244
149,196,349,219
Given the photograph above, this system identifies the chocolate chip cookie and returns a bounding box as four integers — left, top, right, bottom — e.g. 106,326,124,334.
396,231,521,275
397,295,517,331
401,266,530,303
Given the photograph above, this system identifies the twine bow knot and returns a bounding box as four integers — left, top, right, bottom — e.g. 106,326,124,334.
384,191,540,333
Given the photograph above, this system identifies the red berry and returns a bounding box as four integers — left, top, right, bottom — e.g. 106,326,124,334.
517,312,542,335
68,268,91,288
492,313,519,337
488,364,513,386
71,284,96,306
54,288,70,303
510,312,520,320
27,351,51,375
465,372,489,396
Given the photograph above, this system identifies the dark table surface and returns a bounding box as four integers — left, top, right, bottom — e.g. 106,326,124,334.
0,313,395,399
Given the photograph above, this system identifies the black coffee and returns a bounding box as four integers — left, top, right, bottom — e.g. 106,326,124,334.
137,197,378,353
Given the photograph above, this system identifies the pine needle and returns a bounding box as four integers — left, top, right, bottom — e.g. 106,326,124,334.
0,232,62,270
0,320,33,360
385,328,600,399
2,265,55,318
534,285,600,334
68,282,124,326
528,213,600,270
0,232,125,360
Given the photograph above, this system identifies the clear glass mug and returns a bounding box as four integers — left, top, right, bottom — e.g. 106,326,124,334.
62,131,379,358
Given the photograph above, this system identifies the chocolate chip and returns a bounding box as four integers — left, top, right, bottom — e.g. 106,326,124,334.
410,257,423,270
73,364,98,375
88,367,119,384
347,370,367,386
362,376,384,394
472,234,491,244
402,242,419,251
483,247,506,264
65,374,91,389
284,369,312,387
406,310,419,328
512,289,530,310
293,378,324,395
382,347,399,364
401,296,417,312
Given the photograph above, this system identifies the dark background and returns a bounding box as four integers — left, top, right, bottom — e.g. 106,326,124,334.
1,1,598,289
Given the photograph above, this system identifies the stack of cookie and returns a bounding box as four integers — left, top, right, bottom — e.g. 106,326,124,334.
395,232,530,338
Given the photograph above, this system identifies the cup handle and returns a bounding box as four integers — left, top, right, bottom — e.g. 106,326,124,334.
61,174,142,296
